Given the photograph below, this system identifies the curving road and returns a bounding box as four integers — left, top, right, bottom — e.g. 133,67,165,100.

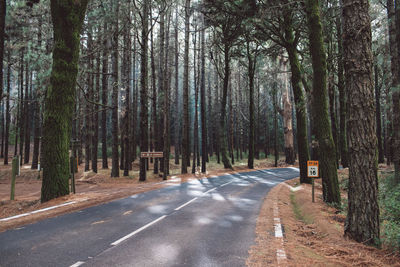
0,167,299,267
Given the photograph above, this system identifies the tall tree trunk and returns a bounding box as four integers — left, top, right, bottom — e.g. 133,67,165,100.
24,64,31,164
343,0,380,246
336,10,349,168
92,51,100,173
393,0,400,183
280,59,295,165
41,0,89,202
200,13,207,173
150,11,158,173
111,1,119,177
375,64,384,163
283,7,310,182
4,51,10,165
0,0,5,159
163,10,171,179
174,6,180,165
101,22,109,169
85,31,93,172
247,41,255,169
386,0,396,166
181,0,190,174
139,0,149,181
18,51,24,162
123,6,132,177
305,0,340,205
273,79,278,167
220,44,233,169
192,23,198,174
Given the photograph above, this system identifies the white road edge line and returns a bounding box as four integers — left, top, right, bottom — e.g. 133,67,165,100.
273,201,287,265
219,181,233,187
111,215,167,246
0,201,77,222
174,197,198,211
203,187,217,194
69,261,85,267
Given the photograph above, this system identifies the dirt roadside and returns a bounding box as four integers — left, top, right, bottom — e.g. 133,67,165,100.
248,168,400,267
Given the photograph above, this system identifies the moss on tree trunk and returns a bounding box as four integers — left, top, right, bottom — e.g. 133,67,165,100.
304,0,340,204
41,0,88,203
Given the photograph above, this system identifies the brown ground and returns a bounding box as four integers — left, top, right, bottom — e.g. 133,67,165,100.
248,166,400,266
0,156,283,232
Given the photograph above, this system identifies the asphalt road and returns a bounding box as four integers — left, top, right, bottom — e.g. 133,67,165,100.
0,167,299,267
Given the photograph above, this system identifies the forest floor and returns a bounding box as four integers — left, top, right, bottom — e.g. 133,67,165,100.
0,155,282,232
248,164,400,266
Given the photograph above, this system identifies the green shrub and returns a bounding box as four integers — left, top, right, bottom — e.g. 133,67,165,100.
380,174,400,251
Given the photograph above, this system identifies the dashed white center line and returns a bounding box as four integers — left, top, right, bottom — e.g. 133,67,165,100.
203,187,217,194
174,197,198,211
110,215,167,246
219,181,233,187
70,261,85,267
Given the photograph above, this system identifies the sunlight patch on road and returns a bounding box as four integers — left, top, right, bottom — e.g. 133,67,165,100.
148,204,168,214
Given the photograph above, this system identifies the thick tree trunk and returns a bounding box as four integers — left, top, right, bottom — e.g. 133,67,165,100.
343,0,380,246
181,0,190,174
139,0,149,181
305,0,340,205
111,1,119,178
41,0,88,202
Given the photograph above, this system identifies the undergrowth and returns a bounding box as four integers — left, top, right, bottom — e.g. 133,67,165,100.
380,173,400,251
290,192,314,224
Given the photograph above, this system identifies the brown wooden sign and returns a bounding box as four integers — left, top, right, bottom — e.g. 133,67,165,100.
141,152,164,158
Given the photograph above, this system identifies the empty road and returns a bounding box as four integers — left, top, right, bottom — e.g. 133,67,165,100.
0,168,299,267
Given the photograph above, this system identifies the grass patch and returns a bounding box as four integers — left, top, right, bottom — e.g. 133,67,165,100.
290,192,314,224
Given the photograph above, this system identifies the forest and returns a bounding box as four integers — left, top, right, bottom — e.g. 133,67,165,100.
0,0,400,252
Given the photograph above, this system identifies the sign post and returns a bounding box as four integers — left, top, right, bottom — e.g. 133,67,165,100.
307,160,319,202
141,152,164,176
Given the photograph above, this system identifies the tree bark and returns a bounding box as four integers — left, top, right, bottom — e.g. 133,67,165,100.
375,64,384,163
111,1,119,178
4,51,10,165
283,13,311,182
336,10,349,168
393,0,400,183
101,22,109,169
200,14,207,173
181,0,190,174
41,0,88,202
305,0,340,205
343,0,380,246
139,0,149,181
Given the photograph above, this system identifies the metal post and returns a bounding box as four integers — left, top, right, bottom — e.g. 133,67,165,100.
312,177,315,203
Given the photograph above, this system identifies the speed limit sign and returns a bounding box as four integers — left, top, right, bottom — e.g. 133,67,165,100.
307,161,319,177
